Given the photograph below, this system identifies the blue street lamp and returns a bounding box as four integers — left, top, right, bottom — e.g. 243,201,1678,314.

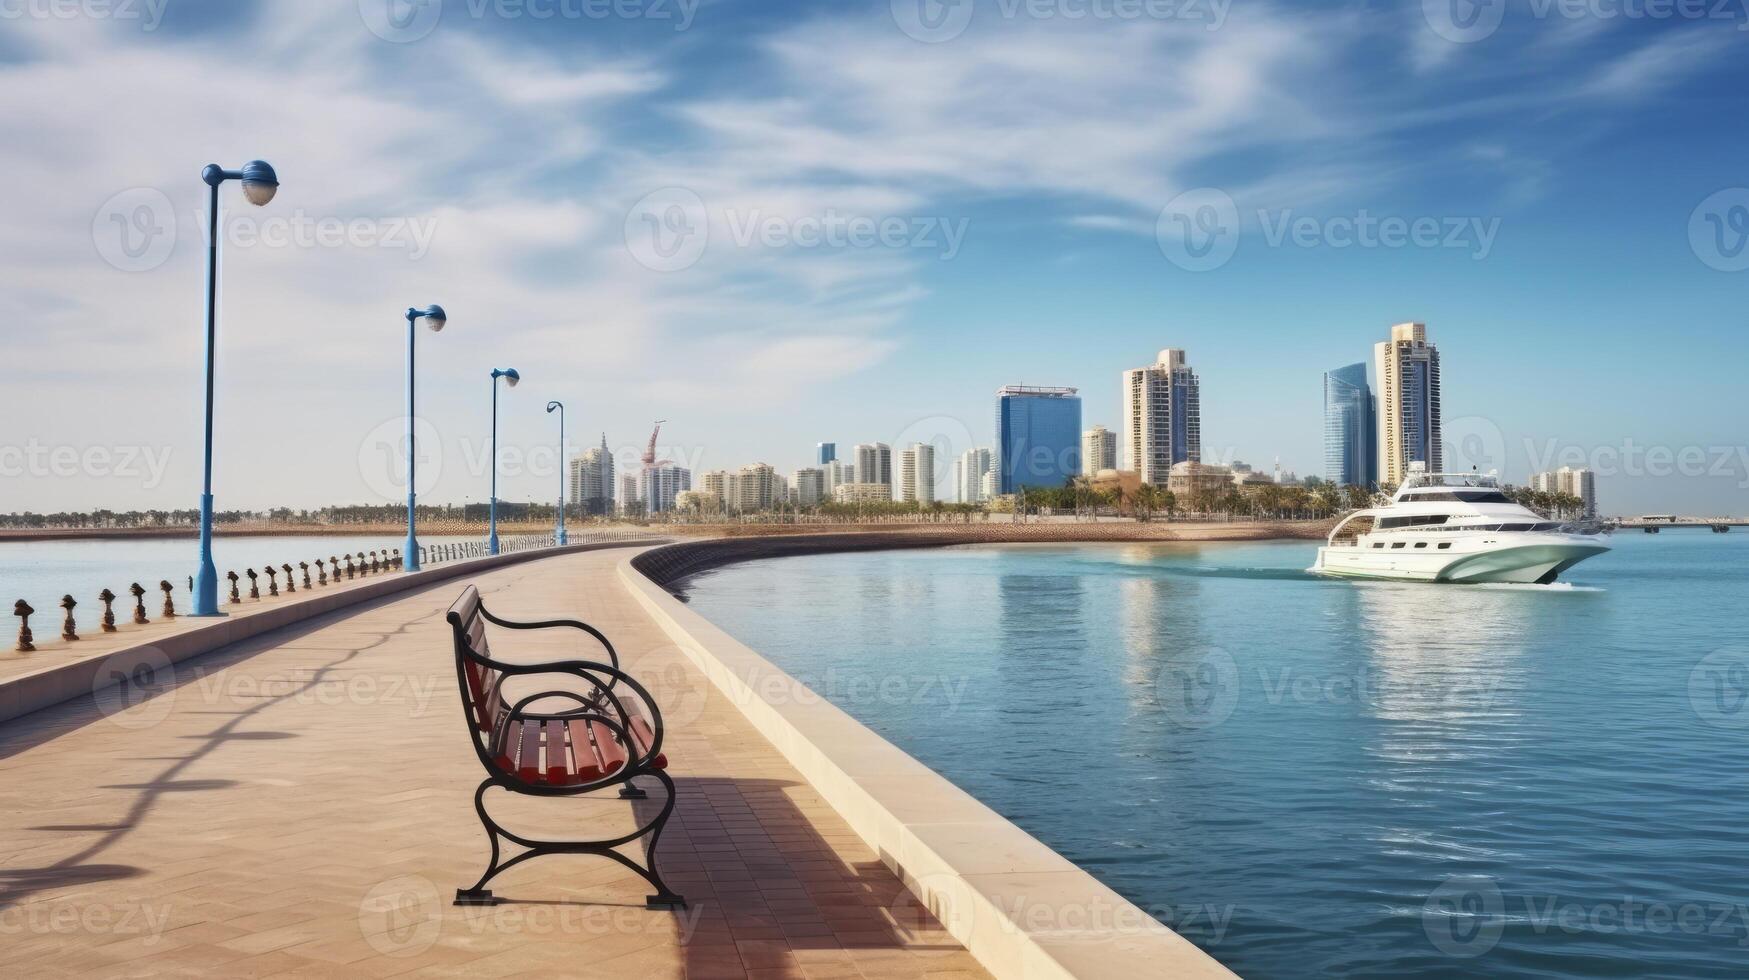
487,368,520,555
192,160,279,618
546,401,567,547
402,305,447,572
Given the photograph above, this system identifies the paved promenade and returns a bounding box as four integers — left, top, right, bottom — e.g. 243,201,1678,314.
0,548,986,979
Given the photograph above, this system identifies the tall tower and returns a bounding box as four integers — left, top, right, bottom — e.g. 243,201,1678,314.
1373,322,1442,487
1120,349,1201,485
1323,364,1376,488
854,443,892,492
900,443,936,503
1081,425,1117,476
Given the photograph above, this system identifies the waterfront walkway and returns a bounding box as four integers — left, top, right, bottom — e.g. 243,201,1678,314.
0,549,985,979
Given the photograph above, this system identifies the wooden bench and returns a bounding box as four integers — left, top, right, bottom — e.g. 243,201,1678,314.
446,585,684,909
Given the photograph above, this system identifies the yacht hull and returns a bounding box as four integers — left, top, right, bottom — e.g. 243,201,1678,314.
1312,537,1610,585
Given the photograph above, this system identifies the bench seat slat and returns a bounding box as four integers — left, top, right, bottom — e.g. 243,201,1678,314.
497,719,523,775
564,719,608,783
517,719,544,783
592,721,630,776
544,720,570,784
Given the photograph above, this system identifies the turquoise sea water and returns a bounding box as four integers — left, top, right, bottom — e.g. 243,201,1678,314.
678,533,1749,979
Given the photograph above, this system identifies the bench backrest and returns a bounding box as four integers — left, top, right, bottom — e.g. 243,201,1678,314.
447,586,504,733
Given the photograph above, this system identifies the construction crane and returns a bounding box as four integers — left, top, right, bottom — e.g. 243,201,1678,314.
643,421,669,469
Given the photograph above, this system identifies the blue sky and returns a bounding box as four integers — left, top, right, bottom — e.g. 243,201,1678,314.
1,0,1746,515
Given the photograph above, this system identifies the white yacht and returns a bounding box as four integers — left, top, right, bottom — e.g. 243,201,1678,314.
1312,470,1610,584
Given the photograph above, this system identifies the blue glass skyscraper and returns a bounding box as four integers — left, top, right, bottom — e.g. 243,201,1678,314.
1323,363,1376,488
995,386,1082,494
817,442,836,465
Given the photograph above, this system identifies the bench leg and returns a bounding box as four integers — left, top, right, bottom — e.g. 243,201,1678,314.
638,769,685,910
456,779,505,906
619,779,648,800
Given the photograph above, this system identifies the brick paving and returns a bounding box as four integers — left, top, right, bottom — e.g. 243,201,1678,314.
0,548,986,979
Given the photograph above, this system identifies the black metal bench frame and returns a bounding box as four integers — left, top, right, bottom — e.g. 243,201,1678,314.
446,586,684,910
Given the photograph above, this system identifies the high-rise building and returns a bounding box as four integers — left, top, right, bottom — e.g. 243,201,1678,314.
899,444,936,503
956,447,993,504
995,386,1081,495
1531,467,1598,517
700,470,729,512
1323,363,1377,489
640,464,692,515
735,464,780,512
1121,349,1201,485
568,434,616,516
853,443,893,495
793,467,826,507
817,443,837,466
824,459,855,494
1081,426,1117,476
1374,322,1442,487
619,474,641,513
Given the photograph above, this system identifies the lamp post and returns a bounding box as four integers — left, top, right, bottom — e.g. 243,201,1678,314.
402,305,447,572
546,401,567,546
488,368,521,555
192,160,279,617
